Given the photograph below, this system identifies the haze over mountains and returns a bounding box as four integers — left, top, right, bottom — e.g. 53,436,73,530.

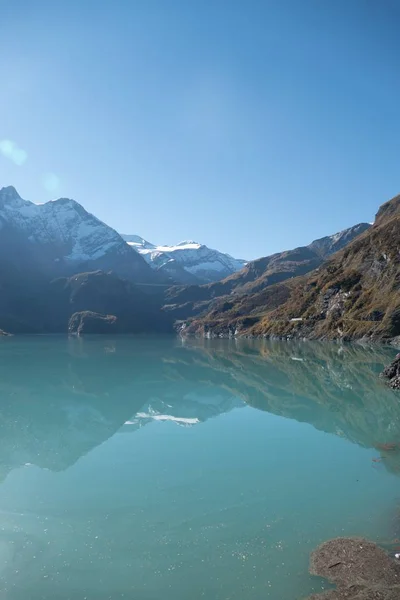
0,184,399,343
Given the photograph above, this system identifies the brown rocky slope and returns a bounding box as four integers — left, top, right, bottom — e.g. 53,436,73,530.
183,194,400,342
164,223,370,322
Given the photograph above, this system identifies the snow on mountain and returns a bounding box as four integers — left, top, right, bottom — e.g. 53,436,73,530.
0,186,157,282
121,234,247,284
120,234,155,249
308,223,371,258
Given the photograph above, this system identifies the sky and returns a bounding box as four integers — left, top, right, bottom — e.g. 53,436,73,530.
1,0,400,260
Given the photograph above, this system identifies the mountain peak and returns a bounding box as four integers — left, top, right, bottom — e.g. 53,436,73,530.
0,187,159,283
0,185,22,200
122,234,246,284
121,234,154,249
176,240,201,247
48,196,89,216
308,223,371,258
0,185,31,209
50,197,76,204
374,194,400,226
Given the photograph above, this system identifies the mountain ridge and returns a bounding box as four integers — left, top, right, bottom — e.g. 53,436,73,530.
0,186,174,334
0,186,159,284
0,184,397,342
182,194,400,343
121,233,247,284
163,222,371,321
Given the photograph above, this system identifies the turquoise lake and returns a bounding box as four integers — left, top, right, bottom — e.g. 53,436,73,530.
0,336,399,599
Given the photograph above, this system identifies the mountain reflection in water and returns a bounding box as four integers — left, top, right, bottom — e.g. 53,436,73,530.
0,336,399,600
0,335,397,477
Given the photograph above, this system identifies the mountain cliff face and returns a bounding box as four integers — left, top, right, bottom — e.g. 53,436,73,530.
164,223,370,321
122,234,246,284
0,186,158,283
183,195,400,342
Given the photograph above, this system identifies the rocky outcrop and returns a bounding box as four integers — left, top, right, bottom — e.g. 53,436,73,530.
308,537,400,599
381,354,400,389
68,311,118,335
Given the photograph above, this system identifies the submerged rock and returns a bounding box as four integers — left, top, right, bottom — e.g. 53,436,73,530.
381,354,400,389
308,537,400,599
68,311,118,335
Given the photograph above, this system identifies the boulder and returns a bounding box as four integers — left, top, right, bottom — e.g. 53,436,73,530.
68,311,118,335
381,354,400,389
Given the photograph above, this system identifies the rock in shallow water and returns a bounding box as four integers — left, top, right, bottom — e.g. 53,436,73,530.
307,537,400,599
68,311,118,335
381,354,400,389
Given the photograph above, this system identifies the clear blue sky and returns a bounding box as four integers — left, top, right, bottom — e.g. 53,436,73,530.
1,0,400,259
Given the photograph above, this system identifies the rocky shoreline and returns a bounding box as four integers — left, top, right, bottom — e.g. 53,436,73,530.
307,537,400,599
178,321,400,347
381,354,400,390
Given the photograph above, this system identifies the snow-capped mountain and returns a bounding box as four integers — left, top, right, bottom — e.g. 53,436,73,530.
0,186,157,283
122,234,247,284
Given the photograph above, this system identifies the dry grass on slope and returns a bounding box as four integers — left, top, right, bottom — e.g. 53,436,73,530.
252,212,400,341
183,194,400,342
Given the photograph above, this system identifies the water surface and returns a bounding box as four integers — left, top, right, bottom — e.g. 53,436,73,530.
0,336,399,599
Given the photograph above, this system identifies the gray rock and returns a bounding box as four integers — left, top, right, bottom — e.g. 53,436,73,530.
381,354,400,389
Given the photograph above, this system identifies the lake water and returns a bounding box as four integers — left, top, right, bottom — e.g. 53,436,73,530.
0,336,399,599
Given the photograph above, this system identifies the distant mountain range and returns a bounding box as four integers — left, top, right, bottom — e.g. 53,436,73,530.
1,183,399,343
121,234,246,284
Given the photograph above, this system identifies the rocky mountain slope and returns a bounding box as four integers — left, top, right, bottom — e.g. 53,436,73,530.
122,234,246,284
164,223,370,321
183,194,400,342
0,186,175,334
0,186,158,283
